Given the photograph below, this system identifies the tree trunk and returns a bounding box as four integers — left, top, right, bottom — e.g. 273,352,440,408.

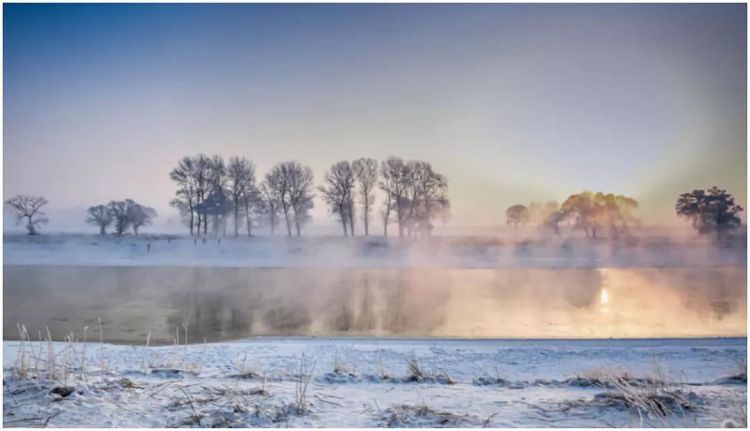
26,216,36,235
189,206,194,237
245,207,252,237
100,225,105,235
363,196,369,236
349,212,354,236
282,206,292,237
234,202,239,237
349,202,355,236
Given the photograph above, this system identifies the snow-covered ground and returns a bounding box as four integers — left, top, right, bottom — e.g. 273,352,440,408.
3,337,746,427
4,233,746,268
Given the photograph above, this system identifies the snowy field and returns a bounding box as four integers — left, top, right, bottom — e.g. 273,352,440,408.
3,233,747,268
2,337,746,427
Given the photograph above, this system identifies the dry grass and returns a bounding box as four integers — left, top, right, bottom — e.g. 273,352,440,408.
293,353,316,414
381,403,473,427
405,356,454,384
582,365,697,426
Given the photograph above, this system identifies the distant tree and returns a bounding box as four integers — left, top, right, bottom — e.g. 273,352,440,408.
264,161,315,237
241,183,263,237
109,200,132,235
676,186,744,240
227,156,257,237
379,157,411,237
169,156,198,236
378,159,397,236
259,182,281,235
543,210,565,237
196,188,231,236
86,204,113,235
5,195,48,235
264,164,292,236
506,204,530,229
128,202,157,235
204,155,230,236
108,199,156,235
406,160,449,236
560,191,639,239
287,162,315,236
319,161,356,236
378,157,449,237
352,158,378,236
192,154,212,236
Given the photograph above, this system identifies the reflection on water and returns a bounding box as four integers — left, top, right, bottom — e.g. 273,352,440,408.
3,266,746,343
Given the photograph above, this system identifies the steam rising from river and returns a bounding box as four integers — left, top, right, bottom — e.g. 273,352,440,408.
4,265,745,343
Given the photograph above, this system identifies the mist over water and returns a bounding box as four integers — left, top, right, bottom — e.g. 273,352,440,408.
4,265,745,343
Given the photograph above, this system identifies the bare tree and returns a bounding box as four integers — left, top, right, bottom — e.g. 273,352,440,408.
259,181,281,235
379,161,395,236
193,154,212,236
242,183,263,237
379,158,449,237
352,158,378,236
227,156,256,237
264,164,293,236
5,195,48,235
319,161,355,236
407,161,449,236
201,155,230,236
287,162,315,236
86,204,113,235
380,157,411,237
264,161,314,237
169,156,198,236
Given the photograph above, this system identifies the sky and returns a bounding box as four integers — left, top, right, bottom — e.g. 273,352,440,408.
3,4,747,232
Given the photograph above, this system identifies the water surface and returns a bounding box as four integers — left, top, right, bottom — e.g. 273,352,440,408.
4,265,745,343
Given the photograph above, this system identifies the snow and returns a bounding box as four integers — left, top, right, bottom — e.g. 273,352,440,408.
3,337,746,427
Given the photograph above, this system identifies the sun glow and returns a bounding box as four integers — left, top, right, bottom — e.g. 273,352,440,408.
600,288,609,305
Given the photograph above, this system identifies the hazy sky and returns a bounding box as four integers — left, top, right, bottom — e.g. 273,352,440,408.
4,4,746,231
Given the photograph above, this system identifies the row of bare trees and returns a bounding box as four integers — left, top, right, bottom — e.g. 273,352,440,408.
169,155,451,238
169,155,315,237
316,157,451,237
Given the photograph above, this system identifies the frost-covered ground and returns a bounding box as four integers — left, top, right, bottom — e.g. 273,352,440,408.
4,233,746,268
3,337,746,427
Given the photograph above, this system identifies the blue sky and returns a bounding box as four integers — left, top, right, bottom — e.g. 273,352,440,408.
4,4,746,229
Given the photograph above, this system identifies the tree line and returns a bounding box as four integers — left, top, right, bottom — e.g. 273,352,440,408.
168,154,450,238
505,187,743,240
4,178,743,241
86,200,157,235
